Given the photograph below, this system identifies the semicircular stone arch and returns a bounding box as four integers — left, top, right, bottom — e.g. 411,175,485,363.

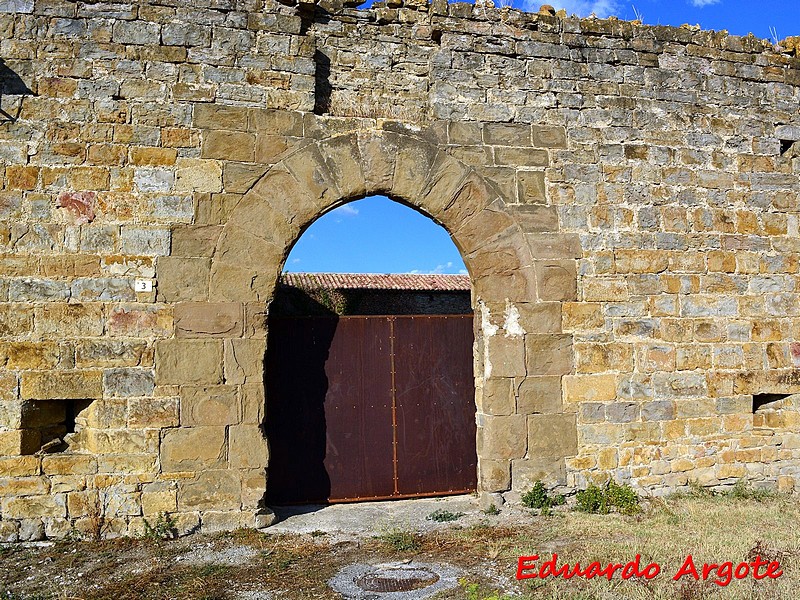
193,128,578,520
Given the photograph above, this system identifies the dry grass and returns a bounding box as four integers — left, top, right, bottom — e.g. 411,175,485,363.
1,494,799,599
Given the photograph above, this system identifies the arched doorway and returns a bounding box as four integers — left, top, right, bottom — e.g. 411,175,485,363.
205,129,571,520
264,196,477,504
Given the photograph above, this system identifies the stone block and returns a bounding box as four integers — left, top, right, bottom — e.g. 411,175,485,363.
119,227,171,256
41,454,97,476
0,521,18,542
477,414,526,460
563,373,617,405
175,302,243,338
513,302,561,335
479,459,511,492
161,426,227,472
21,371,102,400
194,104,250,131
605,402,639,423
128,397,179,428
228,424,267,469
0,476,49,497
478,377,515,416
76,340,148,368
485,334,525,378
582,279,629,302
532,125,567,148
171,225,222,257
0,0,33,14
575,342,632,373
512,457,566,489
494,147,548,167
103,368,155,398
562,302,604,330
535,260,577,301
516,376,562,414
156,257,211,302
35,303,104,337
9,279,70,302
202,130,256,162
129,147,177,167
525,233,582,259
180,385,238,426
516,171,546,204
134,167,174,193
239,384,264,425
525,334,573,376
641,400,675,421
107,305,172,338
202,511,246,533
141,485,177,516
71,278,135,302
0,373,17,403
224,339,265,384
0,456,39,477
483,123,531,146
0,304,34,336
512,204,558,233
5,342,59,370
178,470,241,511
113,20,160,45
175,158,222,193
527,414,577,458
2,494,66,519
155,340,223,385
579,402,605,423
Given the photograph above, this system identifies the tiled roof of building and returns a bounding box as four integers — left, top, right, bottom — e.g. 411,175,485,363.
280,272,471,291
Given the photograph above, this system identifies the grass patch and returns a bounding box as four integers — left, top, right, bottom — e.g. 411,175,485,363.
426,508,465,522
375,527,422,552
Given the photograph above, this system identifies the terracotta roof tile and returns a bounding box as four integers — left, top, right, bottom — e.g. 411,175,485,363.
280,272,471,291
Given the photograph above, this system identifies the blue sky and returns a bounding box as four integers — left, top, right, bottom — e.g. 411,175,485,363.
285,2,800,275
537,0,800,39
285,197,468,274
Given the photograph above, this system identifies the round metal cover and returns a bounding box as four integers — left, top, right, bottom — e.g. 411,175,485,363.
355,566,439,592
329,561,460,599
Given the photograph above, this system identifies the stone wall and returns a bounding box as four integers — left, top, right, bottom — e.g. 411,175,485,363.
1,0,800,540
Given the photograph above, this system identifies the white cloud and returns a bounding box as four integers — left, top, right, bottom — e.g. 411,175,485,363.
690,0,719,6
522,0,621,17
334,204,359,216
291,258,301,264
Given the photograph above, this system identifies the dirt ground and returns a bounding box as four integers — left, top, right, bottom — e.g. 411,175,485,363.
1,489,799,600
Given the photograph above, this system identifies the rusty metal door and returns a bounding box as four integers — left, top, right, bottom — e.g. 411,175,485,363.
265,314,476,504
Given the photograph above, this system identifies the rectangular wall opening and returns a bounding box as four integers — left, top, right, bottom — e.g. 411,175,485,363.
19,399,93,454
752,393,792,413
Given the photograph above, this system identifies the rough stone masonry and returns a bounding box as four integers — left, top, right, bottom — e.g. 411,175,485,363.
0,0,800,541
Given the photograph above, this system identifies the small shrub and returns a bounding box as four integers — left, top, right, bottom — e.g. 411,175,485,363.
459,578,516,600
723,479,776,502
426,508,465,522
575,481,640,515
375,527,421,552
142,512,177,540
482,503,501,516
521,481,565,511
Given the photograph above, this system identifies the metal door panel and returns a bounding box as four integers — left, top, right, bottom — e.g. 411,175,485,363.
392,315,477,496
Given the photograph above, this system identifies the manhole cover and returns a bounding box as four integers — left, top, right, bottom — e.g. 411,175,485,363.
356,566,439,592
329,561,460,599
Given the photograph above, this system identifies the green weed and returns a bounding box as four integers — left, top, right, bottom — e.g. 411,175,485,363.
575,481,640,515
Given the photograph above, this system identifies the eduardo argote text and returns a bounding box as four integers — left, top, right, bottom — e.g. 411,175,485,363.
517,554,783,587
